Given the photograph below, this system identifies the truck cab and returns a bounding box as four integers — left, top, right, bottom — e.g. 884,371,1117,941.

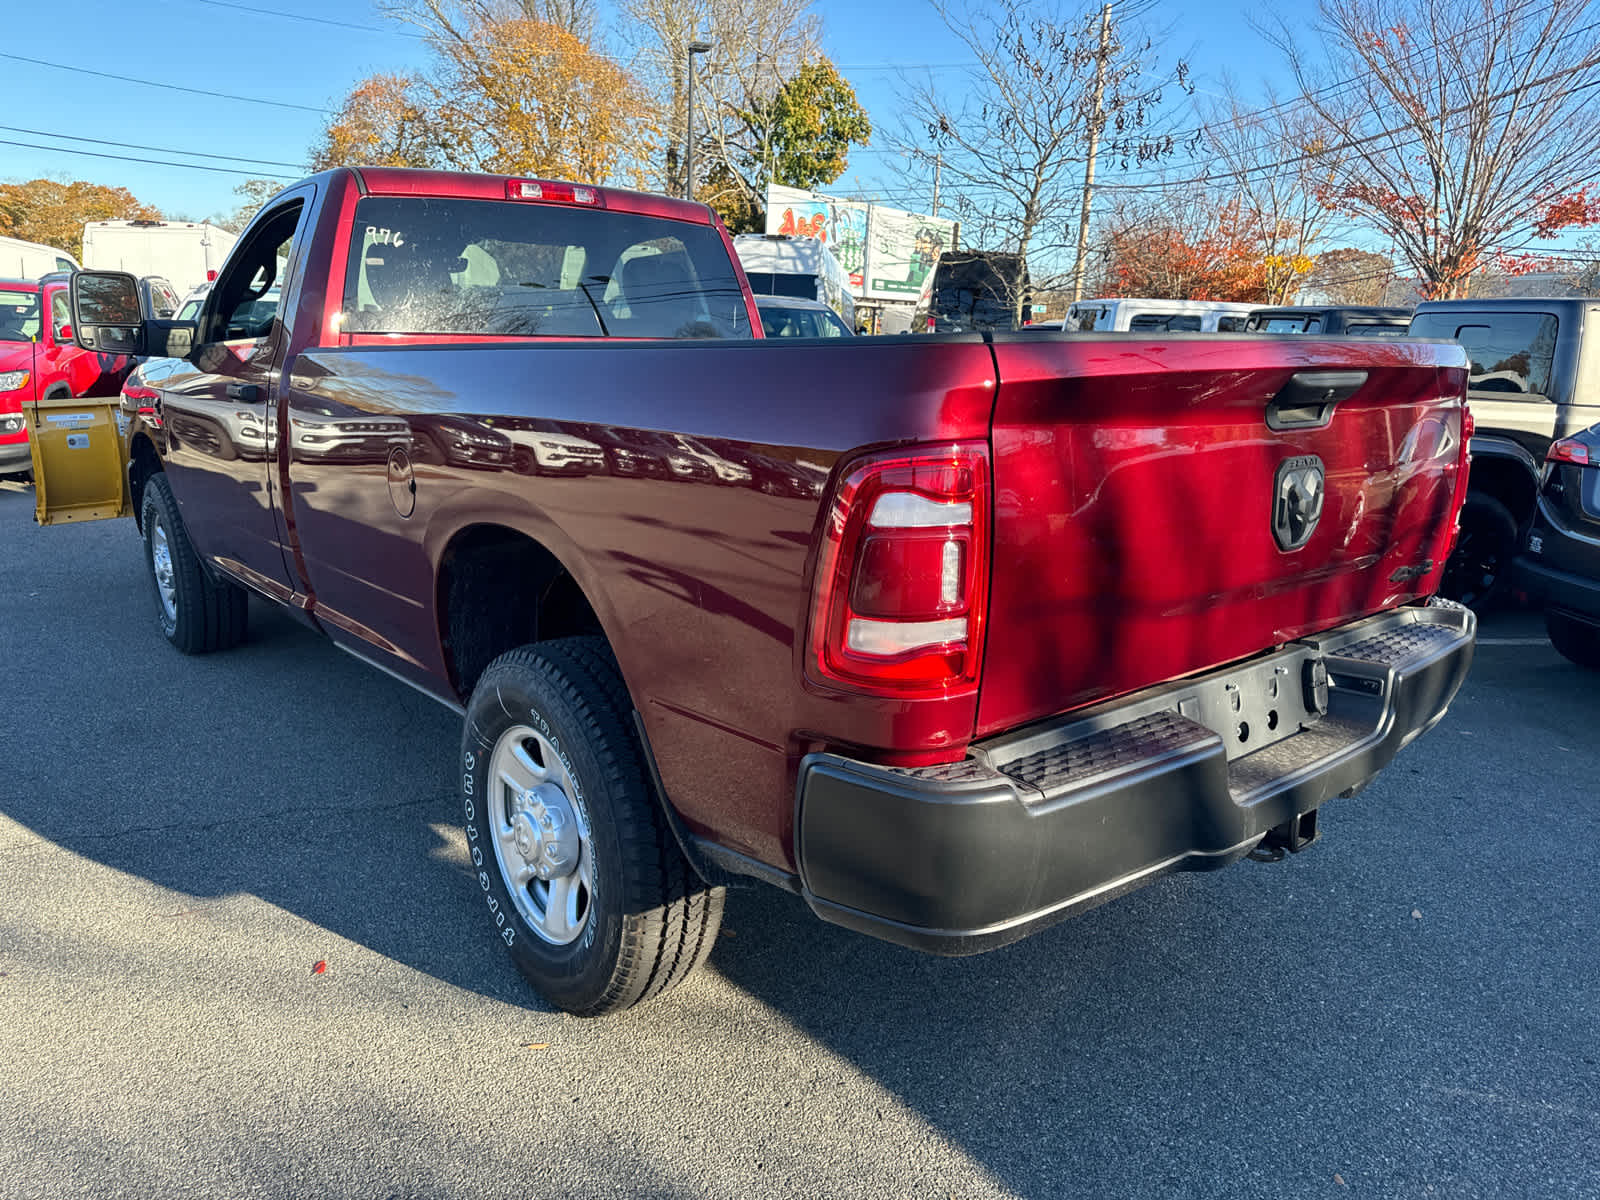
1409,298,1600,608
0,273,136,479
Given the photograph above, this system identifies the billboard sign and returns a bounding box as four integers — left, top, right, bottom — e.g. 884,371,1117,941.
863,207,955,302
764,185,868,294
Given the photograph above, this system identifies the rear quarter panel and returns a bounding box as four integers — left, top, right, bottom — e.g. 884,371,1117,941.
282,336,997,866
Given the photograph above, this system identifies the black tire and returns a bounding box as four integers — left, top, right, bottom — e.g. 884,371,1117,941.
140,473,248,654
1546,610,1600,670
461,636,724,1016
1439,494,1518,611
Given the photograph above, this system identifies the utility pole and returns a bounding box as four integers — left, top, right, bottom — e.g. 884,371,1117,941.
1071,3,1112,302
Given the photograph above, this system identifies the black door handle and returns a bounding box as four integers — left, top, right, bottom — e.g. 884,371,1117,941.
226,382,261,403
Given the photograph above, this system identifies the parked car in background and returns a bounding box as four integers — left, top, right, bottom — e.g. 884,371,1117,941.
913,250,1031,332
1514,423,1600,668
82,219,237,296
0,235,79,279
1245,306,1413,336
174,281,212,322
1061,298,1258,332
755,294,854,338
0,273,135,477
139,276,181,320
1408,298,1600,609
734,234,856,327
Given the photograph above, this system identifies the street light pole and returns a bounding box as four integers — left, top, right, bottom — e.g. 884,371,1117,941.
684,39,713,201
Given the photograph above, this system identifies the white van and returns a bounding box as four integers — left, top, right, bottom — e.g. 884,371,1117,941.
81,220,238,296
0,235,80,279
1063,298,1259,332
733,234,856,328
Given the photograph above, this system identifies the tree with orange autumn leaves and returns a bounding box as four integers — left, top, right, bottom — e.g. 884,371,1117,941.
0,179,161,259
313,5,657,188
1092,190,1310,302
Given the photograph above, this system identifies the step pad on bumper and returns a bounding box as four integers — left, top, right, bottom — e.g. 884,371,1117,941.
796,602,1476,955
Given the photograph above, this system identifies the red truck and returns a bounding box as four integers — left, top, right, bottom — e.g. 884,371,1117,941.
1,273,135,478
26,167,1476,1015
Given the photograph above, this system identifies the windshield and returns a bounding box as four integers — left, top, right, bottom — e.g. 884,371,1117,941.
0,288,40,342
743,271,818,300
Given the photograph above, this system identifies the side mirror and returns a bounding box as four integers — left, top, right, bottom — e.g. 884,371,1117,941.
70,270,145,356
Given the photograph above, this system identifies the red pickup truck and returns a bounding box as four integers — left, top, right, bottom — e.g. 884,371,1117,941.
1,273,135,477
26,167,1476,1015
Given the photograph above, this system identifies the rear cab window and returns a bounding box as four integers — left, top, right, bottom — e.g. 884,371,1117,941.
1408,311,1558,397
343,197,752,340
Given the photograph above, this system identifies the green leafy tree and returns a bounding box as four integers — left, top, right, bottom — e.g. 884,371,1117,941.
744,61,871,194
218,179,287,233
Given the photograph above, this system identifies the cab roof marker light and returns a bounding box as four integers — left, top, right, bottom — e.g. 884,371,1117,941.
869,491,973,529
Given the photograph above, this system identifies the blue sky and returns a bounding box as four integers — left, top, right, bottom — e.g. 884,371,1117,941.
1,0,1297,222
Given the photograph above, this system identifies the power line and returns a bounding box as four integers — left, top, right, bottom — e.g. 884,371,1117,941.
188,0,423,37
0,52,332,114
0,125,306,172
0,138,277,178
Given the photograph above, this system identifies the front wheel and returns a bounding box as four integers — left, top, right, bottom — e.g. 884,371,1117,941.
461,637,724,1016
140,473,248,654
1546,609,1600,670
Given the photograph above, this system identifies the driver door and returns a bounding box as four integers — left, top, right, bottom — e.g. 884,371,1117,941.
153,190,313,601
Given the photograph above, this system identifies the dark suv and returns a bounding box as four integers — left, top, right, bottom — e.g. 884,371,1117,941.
1514,424,1600,667
1245,305,1413,336
1408,298,1600,608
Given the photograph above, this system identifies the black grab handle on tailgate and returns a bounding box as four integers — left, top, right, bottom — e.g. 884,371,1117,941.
1267,370,1367,430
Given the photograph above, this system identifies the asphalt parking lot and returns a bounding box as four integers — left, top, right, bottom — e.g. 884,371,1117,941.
2,477,1597,1200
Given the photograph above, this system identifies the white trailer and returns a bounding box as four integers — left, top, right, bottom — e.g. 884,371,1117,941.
0,235,80,280
81,220,238,295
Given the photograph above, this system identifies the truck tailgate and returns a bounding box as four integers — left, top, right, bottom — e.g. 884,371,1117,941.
978,335,1469,737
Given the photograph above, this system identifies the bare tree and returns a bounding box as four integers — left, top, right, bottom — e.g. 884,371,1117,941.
1275,0,1600,299
892,0,1187,322
1204,85,1347,305
619,0,820,201
1300,247,1401,305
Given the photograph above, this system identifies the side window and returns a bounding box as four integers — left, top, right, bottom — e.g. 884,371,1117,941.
1304,317,1323,333
1216,316,1246,332
53,257,75,272
203,199,304,345
51,291,70,338
1408,312,1558,397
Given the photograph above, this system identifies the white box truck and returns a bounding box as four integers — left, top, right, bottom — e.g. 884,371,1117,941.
733,234,856,328
0,235,80,279
81,220,238,296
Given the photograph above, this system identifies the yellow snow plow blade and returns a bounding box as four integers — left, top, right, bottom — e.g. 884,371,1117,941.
22,395,131,525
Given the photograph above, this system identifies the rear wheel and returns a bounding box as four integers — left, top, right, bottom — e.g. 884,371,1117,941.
1439,494,1518,611
1545,609,1600,670
461,637,724,1016
140,473,248,654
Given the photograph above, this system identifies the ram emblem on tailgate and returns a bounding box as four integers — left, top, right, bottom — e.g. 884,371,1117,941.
1272,455,1324,551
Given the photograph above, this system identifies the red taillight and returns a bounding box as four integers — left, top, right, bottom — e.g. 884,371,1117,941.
506,179,604,207
808,442,990,696
1462,404,1475,441
1548,436,1591,466
205,269,217,282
